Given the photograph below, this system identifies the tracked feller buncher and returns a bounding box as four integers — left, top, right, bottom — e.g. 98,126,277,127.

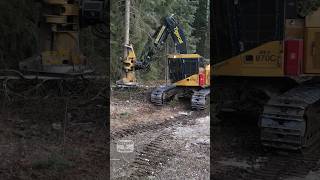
117,15,210,110
151,53,210,110
212,0,320,150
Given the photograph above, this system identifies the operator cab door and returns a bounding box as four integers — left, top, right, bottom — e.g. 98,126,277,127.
168,55,202,83
304,9,320,74
304,29,320,73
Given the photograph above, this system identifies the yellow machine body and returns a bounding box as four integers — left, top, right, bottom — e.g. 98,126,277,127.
167,54,210,87
19,0,92,75
117,51,211,88
211,3,320,149
150,53,210,110
175,74,200,86
304,28,320,73
175,64,210,87
213,8,320,77
41,0,83,66
213,41,284,77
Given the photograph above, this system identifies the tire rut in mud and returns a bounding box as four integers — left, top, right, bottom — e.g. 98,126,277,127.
111,111,208,179
110,111,204,140
128,132,175,179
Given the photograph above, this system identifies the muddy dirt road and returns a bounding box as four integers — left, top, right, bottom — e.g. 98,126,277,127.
111,87,320,180
110,88,210,179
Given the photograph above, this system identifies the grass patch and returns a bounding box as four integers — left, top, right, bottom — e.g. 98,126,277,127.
119,112,129,118
168,97,180,107
32,152,73,171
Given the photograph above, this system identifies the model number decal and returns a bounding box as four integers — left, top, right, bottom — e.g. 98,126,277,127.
255,50,279,63
244,51,280,64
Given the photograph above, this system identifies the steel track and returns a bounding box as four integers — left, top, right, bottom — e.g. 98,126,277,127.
191,87,210,110
260,84,320,150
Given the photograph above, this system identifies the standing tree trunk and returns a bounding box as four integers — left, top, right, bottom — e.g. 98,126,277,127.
123,0,130,58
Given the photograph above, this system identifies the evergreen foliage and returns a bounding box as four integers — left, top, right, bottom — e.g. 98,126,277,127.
110,0,209,82
298,0,320,16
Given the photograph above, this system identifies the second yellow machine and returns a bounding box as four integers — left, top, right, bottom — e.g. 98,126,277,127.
212,0,320,150
19,0,106,76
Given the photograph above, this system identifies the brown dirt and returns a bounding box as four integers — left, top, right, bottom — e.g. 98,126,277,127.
211,112,320,180
211,114,264,180
110,87,191,130
0,79,108,180
110,87,210,179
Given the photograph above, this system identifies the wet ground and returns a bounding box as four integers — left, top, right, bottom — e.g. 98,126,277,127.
0,79,108,180
211,113,320,180
110,88,210,179
110,87,320,180
7,81,319,180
